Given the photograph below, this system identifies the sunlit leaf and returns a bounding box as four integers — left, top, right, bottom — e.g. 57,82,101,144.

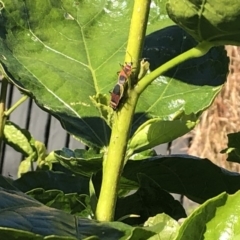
0,0,171,149
175,191,240,239
144,213,179,240
129,113,198,153
166,0,240,45
3,120,36,157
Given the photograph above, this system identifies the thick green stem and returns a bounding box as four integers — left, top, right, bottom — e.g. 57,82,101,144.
95,0,151,221
0,77,8,152
96,92,139,221
136,42,213,94
125,0,151,84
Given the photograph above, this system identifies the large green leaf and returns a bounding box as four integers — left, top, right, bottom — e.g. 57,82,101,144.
0,0,171,149
0,187,157,239
0,187,81,238
175,191,240,239
221,132,240,163
54,148,103,177
115,174,186,225
144,213,179,240
137,26,228,118
129,112,198,154
13,171,89,194
0,228,77,240
122,155,240,203
27,188,92,217
0,229,47,240
166,0,240,45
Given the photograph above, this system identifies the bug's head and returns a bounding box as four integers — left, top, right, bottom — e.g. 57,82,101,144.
126,62,133,66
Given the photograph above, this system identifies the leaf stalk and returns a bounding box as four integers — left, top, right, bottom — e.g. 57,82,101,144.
136,41,213,94
4,94,28,117
0,77,8,152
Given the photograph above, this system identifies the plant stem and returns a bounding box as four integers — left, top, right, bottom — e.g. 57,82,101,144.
0,77,8,152
4,94,28,117
0,79,28,155
125,0,150,72
136,41,213,94
95,0,151,221
96,91,139,221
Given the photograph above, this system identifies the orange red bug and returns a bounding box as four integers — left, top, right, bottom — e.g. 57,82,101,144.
109,83,124,110
109,62,134,110
117,62,133,85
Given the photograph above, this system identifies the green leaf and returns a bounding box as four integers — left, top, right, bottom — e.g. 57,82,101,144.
35,140,48,166
0,187,81,238
38,151,58,170
3,120,37,157
137,25,228,119
128,112,198,154
221,132,240,163
13,171,89,194
0,228,78,239
0,187,157,239
89,177,98,215
0,0,172,149
122,155,240,203
175,191,240,239
115,174,186,225
27,188,93,218
18,155,33,177
166,0,240,45
129,25,228,148
0,174,18,191
0,228,43,240
144,213,179,240
19,141,48,176
54,148,103,177
129,149,157,160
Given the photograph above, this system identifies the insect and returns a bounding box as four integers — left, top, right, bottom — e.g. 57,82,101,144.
109,62,133,110
109,83,124,110
117,62,133,85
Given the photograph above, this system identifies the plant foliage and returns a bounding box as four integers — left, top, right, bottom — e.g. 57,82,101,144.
0,0,239,239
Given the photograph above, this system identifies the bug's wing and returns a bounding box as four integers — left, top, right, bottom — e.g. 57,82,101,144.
110,84,124,109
